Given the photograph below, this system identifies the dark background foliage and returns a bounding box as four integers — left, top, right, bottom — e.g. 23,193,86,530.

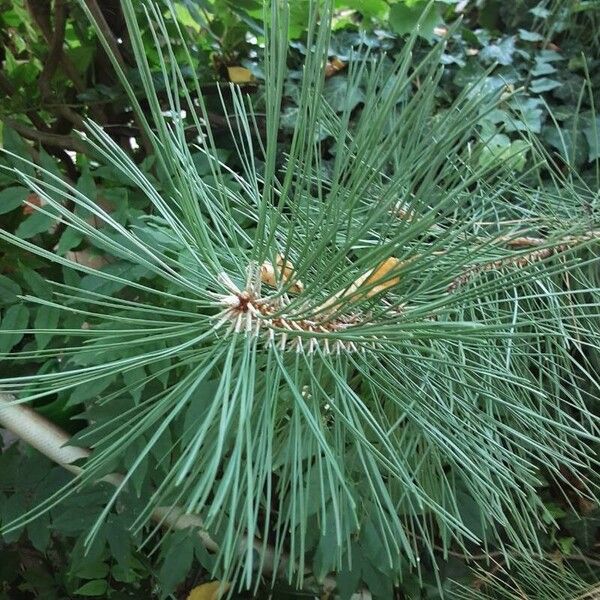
1,1,600,598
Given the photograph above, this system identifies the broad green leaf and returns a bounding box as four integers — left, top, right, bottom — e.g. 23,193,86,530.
583,116,600,162
106,516,132,567
323,76,365,112
74,580,109,597
57,226,84,254
0,275,21,305
0,304,29,353
337,0,389,19
34,305,60,350
1,493,26,542
389,2,442,41
15,208,58,239
518,28,544,42
0,186,29,215
2,127,35,177
158,532,195,594
73,561,110,580
530,77,561,93
80,262,151,296
67,374,115,406
21,267,52,300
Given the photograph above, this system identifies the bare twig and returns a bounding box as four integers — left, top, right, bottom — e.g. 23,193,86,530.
83,0,152,155
4,119,87,154
38,0,67,98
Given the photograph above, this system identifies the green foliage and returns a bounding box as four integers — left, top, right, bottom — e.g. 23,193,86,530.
1,1,600,599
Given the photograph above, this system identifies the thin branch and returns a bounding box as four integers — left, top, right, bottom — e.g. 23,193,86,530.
83,0,152,155
3,119,87,154
26,0,106,123
448,230,600,292
38,0,67,98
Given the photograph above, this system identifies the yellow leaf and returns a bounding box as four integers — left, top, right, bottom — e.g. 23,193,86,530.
318,257,402,314
186,581,230,600
227,66,254,84
260,254,304,294
362,257,401,298
324,57,346,78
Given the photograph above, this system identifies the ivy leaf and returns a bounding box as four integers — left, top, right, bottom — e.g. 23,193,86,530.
506,97,544,133
583,116,600,162
530,77,561,93
389,2,442,41
479,36,516,65
532,57,557,77
543,126,587,167
518,28,544,42
323,76,364,112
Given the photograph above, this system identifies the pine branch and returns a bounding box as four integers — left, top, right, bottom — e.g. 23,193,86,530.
448,230,600,292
